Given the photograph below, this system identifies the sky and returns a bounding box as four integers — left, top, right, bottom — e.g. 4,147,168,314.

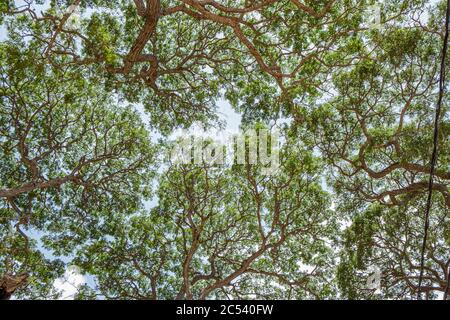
53,266,86,300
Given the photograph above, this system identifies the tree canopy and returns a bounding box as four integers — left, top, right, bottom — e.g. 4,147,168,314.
0,0,448,300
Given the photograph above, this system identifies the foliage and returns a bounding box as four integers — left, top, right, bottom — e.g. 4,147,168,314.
0,0,448,300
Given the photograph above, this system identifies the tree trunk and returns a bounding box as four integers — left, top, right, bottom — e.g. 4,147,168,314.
0,273,28,300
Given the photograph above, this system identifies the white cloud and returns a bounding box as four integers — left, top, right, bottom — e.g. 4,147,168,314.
53,266,86,300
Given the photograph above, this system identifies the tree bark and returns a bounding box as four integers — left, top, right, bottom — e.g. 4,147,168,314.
0,273,28,300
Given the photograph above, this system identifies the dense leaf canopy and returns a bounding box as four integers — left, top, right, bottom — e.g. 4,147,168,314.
0,0,448,300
